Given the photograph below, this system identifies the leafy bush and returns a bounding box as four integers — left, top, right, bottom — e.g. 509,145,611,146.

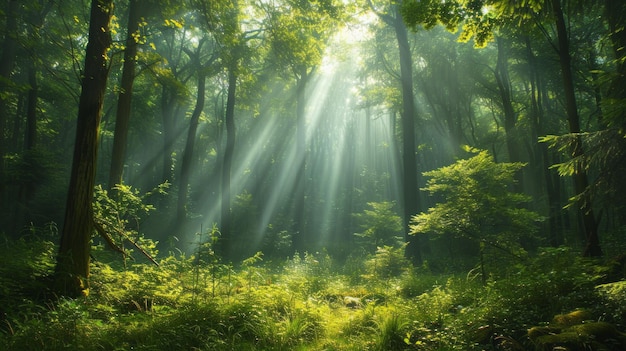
354,202,404,252
365,245,409,280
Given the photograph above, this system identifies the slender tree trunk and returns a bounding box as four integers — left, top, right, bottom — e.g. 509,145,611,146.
292,68,309,255
177,73,206,223
495,37,522,166
108,0,140,189
552,0,601,256
605,0,626,97
0,0,19,209
392,6,421,263
54,0,113,297
14,58,40,230
220,64,237,259
161,87,176,183
525,37,563,246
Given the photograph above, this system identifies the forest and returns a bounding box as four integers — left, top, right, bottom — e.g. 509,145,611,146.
1,0,625,350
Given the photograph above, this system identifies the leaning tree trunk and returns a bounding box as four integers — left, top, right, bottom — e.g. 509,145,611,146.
552,0,601,257
108,0,140,189
54,0,113,297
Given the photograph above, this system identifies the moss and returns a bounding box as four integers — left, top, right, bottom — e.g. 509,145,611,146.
568,322,626,344
528,326,561,339
552,309,592,326
529,321,626,351
534,331,585,350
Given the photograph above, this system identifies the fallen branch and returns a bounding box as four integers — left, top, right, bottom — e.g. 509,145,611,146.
93,218,159,267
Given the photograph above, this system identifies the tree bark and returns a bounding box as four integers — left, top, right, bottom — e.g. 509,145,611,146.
0,0,19,208
54,0,113,297
552,0,601,257
108,0,140,189
292,68,309,255
161,86,177,183
494,37,521,164
177,72,206,223
525,36,563,246
220,63,237,259
392,6,421,263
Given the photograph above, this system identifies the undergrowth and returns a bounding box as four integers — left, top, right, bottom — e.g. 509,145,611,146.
1,229,624,351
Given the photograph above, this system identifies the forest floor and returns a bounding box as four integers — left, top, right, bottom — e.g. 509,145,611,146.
1,234,626,351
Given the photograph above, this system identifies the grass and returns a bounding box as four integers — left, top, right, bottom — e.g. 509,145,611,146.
1,234,625,351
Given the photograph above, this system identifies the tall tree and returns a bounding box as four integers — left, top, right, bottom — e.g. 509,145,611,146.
220,59,238,258
402,0,603,256
108,0,141,189
176,41,210,224
368,0,422,263
54,0,114,297
0,0,20,208
550,0,600,256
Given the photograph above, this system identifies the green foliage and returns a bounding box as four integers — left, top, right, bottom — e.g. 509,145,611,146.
411,150,541,268
1,232,623,351
365,245,409,280
92,182,168,265
354,201,403,251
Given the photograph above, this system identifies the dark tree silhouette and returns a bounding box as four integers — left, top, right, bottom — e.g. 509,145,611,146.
54,0,114,297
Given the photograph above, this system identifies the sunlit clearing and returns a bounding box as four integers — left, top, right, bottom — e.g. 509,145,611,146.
186,14,399,255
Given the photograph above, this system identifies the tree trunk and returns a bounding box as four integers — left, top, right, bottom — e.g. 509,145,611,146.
220,64,237,259
0,0,19,209
177,72,206,223
392,6,421,263
292,68,309,255
161,86,177,183
605,0,626,100
552,0,601,257
525,37,563,246
494,37,521,165
54,0,113,297
108,0,140,189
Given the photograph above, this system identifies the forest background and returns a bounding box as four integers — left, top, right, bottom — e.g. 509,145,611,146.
1,0,626,350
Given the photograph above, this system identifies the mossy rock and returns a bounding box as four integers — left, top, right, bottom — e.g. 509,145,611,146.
552,309,592,326
529,322,626,351
568,322,626,345
528,326,561,339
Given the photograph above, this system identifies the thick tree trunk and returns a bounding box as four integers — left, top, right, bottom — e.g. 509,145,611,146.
108,0,140,189
54,0,113,297
220,65,237,259
392,7,421,264
552,0,601,257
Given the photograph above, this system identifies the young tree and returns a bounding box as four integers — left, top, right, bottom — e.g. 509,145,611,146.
410,149,541,280
54,0,114,297
401,0,603,256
